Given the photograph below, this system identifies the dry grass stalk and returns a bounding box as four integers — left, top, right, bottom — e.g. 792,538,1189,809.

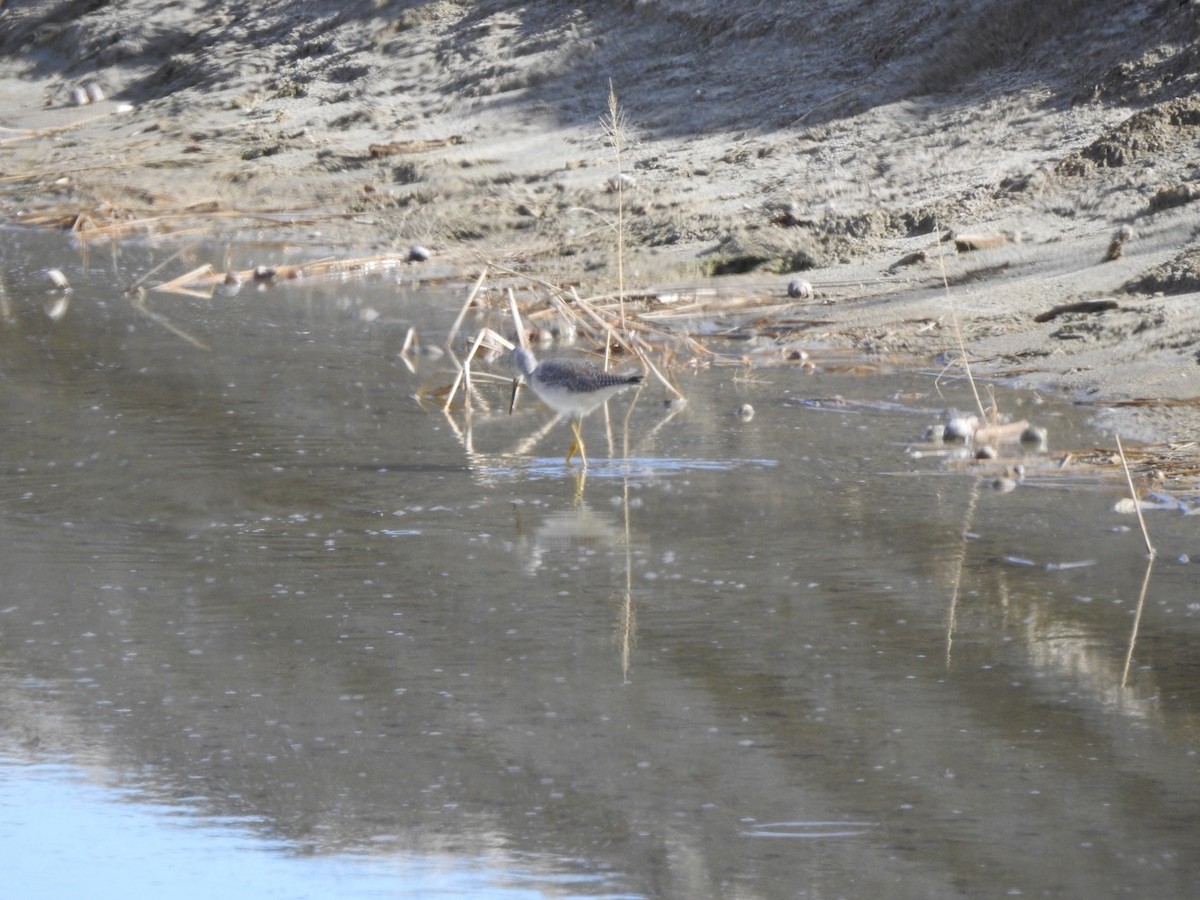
1116,435,1156,558
441,325,512,413
507,288,526,349
601,80,629,328
152,264,218,298
445,266,490,349
934,220,988,423
151,254,416,296
567,287,684,400
1059,442,1200,489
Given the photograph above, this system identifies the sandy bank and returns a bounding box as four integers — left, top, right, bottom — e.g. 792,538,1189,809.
2,0,1198,438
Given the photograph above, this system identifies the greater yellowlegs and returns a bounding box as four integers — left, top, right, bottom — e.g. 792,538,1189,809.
510,347,644,466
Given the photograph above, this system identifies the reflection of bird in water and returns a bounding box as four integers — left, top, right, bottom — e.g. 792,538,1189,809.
519,506,628,576
510,347,644,466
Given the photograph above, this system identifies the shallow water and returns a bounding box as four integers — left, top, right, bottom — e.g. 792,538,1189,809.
2,233,1199,899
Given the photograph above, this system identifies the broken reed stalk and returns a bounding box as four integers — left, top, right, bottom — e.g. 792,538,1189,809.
602,79,628,330
1116,434,1156,558
934,220,987,422
569,288,684,400
507,287,526,348
445,265,489,350
443,327,496,413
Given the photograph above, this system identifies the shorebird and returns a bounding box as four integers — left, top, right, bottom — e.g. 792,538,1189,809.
509,346,644,466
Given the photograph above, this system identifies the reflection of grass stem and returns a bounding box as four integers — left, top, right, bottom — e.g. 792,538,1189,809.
945,477,981,670
1121,556,1154,688
1116,434,1155,558
618,405,637,683
129,294,210,351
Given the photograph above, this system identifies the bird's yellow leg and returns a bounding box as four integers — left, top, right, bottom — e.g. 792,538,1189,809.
566,420,587,467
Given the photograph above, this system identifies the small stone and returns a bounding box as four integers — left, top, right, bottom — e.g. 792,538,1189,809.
218,273,243,297
736,403,754,421
606,173,636,192
787,279,813,299
408,245,430,263
1020,425,1048,447
943,416,979,442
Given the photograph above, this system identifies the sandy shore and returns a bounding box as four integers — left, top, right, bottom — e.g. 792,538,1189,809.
2,1,1198,439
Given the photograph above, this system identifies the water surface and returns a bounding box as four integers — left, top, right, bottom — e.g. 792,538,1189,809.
2,233,1198,898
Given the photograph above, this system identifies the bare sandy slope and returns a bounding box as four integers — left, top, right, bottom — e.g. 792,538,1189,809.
2,0,1199,437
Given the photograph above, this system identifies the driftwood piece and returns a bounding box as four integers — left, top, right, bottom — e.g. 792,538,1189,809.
368,136,466,157
972,420,1031,446
949,231,1019,252
1147,182,1200,214
1034,300,1119,323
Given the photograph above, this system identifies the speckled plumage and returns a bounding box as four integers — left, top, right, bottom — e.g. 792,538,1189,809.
510,347,644,465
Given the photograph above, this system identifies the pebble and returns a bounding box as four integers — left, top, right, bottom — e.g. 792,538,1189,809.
736,403,754,421
787,279,813,299
943,416,979,442
606,173,636,192
1020,425,1048,447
